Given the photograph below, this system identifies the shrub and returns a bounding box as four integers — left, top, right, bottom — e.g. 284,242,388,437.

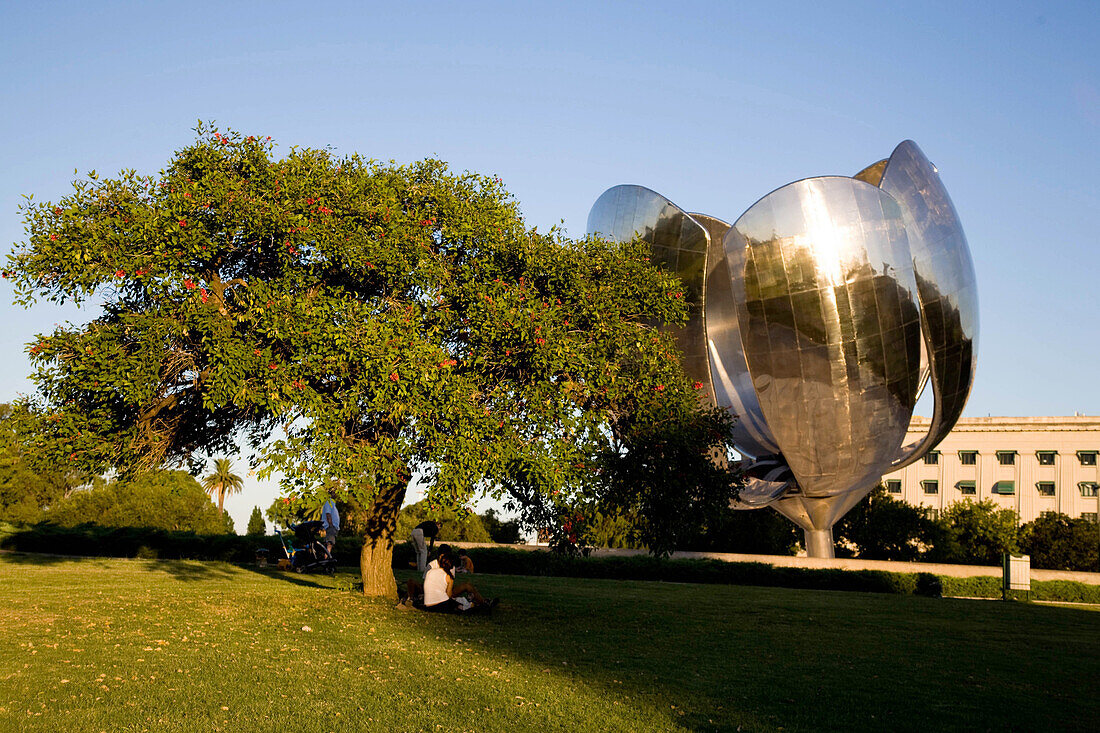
915,573,943,598
937,575,1001,599
1020,512,1100,572
1032,580,1100,604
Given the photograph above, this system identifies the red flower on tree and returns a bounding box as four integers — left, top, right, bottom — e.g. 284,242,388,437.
184,279,196,289
114,269,126,278
200,288,208,304
49,234,57,241
178,219,187,227
389,372,399,381
693,381,703,390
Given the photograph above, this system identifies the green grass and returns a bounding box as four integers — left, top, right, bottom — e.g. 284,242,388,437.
1,555,1097,732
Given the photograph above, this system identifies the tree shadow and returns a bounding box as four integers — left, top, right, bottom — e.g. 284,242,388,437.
0,547,337,590
4,537,1098,731
235,561,335,590
381,570,1100,732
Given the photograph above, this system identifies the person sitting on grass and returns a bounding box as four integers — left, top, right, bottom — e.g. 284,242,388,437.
422,551,497,614
454,548,474,575
400,544,453,607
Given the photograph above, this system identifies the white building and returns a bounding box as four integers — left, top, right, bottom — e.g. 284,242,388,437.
880,416,1100,523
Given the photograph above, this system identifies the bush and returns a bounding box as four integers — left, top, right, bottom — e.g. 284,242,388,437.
929,500,1019,566
835,486,938,561
1020,512,1100,572
6,523,1097,605
1032,580,1100,604
480,509,523,544
45,471,232,535
393,500,491,544
915,573,943,598
453,546,920,595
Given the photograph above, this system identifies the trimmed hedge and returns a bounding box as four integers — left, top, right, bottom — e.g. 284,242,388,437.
4,523,1097,604
461,547,923,593
0,522,371,566
938,574,1100,603
458,546,1100,603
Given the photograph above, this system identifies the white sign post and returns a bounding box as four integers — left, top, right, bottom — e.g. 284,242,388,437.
1002,554,1031,601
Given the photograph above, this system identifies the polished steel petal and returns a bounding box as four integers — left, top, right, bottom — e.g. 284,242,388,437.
733,478,793,508
725,177,921,498
690,212,781,458
876,141,980,469
587,185,712,393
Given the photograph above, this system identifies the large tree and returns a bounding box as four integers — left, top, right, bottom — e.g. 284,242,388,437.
7,126,717,597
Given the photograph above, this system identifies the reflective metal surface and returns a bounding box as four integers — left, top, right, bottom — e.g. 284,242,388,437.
690,212,780,458
586,141,978,557
587,185,712,393
725,177,922,499
875,141,979,469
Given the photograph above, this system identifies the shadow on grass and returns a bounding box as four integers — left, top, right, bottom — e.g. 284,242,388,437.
4,522,1099,731
0,549,338,590
3,548,1099,731
382,570,1100,732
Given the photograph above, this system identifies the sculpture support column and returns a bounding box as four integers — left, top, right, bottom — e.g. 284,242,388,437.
804,529,835,559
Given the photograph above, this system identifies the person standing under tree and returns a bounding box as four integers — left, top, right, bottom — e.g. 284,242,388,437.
411,520,441,572
321,496,340,559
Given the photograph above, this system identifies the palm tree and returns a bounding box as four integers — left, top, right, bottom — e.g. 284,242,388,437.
201,458,244,514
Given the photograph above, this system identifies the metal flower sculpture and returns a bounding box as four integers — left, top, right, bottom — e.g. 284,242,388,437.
587,141,978,557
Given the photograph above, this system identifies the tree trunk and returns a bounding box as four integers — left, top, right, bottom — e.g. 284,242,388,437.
360,534,398,599
357,478,408,598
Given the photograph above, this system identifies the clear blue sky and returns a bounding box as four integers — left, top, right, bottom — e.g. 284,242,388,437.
2,1,1098,529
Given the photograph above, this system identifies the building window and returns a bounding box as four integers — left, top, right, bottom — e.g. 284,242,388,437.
1078,451,1097,466
959,451,978,465
1035,482,1056,497
1036,451,1056,466
884,480,902,494
1081,512,1098,523
991,480,1015,495
956,480,976,496
921,480,939,495
924,451,940,465
1079,482,1099,498
995,451,1016,466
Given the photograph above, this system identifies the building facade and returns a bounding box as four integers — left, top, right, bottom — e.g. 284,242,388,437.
880,416,1100,523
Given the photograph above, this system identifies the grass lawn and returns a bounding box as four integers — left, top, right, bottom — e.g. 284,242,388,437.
1,554,1097,732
